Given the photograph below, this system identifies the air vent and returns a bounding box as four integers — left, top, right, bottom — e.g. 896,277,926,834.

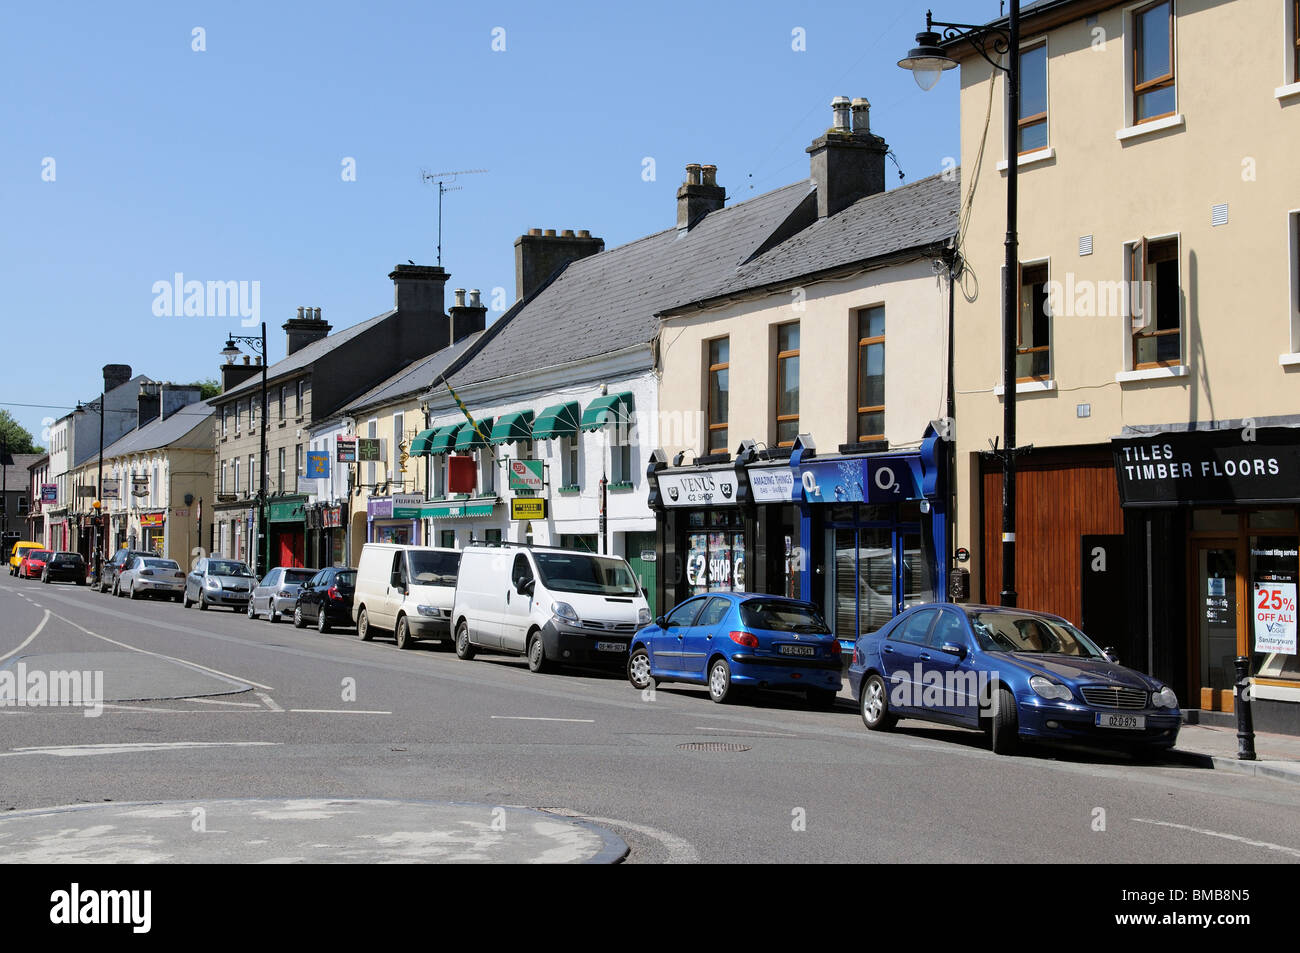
1078,234,1093,256
1211,204,1229,227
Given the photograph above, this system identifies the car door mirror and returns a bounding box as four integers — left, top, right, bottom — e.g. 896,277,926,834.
654,615,667,628
1102,646,1120,664
515,577,533,596
940,641,967,659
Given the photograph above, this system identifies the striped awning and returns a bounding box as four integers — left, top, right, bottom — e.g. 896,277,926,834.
428,425,461,456
408,429,436,456
454,417,493,452
579,392,635,431
532,401,581,441
489,410,534,445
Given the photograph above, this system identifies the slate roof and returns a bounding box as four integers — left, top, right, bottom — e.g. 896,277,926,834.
3,454,43,489
343,331,484,416
447,181,812,388
98,401,215,458
218,310,398,401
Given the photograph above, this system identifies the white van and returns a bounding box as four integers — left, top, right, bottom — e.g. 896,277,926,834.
353,543,461,649
452,544,651,672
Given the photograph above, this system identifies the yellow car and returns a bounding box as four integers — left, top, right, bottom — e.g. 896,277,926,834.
8,541,46,576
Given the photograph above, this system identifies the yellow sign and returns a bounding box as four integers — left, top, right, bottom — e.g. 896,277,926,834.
510,498,547,521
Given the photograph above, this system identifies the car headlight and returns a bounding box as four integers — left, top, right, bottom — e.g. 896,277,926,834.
551,601,579,624
416,605,441,617
1151,686,1178,708
637,607,651,627
205,578,220,589
1029,675,1072,701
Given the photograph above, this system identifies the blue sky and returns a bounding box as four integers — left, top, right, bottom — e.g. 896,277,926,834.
2,0,969,446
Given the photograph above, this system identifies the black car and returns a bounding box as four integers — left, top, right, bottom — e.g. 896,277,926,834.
43,552,87,584
292,567,356,633
100,548,155,594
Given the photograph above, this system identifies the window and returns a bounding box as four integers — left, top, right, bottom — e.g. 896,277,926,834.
1291,211,1300,353
775,323,800,447
296,380,304,417
221,461,228,495
707,337,729,454
278,386,287,420
610,435,633,485
561,437,580,487
250,398,256,426
17,495,27,516
1133,0,1175,123
367,419,377,487
1129,236,1181,367
1017,264,1051,380
856,307,885,441
480,449,496,495
440,530,455,548
393,413,403,474
295,444,303,491
232,459,239,496
222,406,228,437
235,401,242,436
431,455,445,498
1018,42,1048,152
278,447,286,492
484,528,502,544
248,454,255,495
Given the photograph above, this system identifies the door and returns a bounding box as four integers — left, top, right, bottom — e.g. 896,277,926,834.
625,532,658,617
681,596,732,678
654,596,708,678
879,607,939,713
501,553,535,653
1194,542,1238,712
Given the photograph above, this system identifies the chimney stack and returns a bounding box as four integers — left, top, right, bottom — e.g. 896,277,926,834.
449,287,488,343
138,381,162,429
513,229,604,301
103,364,132,394
807,95,888,219
283,305,333,356
676,163,726,231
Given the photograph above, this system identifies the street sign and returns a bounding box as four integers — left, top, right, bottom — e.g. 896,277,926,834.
336,437,357,463
510,497,547,521
306,451,330,479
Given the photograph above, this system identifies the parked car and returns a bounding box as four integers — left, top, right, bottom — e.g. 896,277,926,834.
184,557,256,611
8,541,45,576
100,548,155,594
848,603,1182,756
353,544,461,649
118,556,185,601
292,567,356,633
628,593,841,706
453,544,650,672
18,549,52,580
42,551,87,585
249,567,318,623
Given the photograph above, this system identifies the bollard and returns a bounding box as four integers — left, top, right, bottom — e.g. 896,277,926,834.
1233,656,1257,762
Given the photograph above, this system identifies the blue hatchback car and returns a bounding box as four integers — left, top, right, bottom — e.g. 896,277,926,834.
847,603,1181,755
628,593,842,706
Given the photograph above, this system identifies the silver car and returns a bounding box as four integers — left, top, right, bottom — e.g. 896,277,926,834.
118,556,185,601
184,557,256,611
248,567,318,623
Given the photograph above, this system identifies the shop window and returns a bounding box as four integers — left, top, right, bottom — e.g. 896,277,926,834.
1132,0,1175,123
708,337,729,454
1017,263,1051,380
1128,236,1181,368
1018,42,1048,153
484,528,502,544
775,323,799,447
686,521,745,594
610,438,633,486
856,306,885,441
480,449,496,495
1251,534,1299,683
440,530,455,548
1249,509,1297,531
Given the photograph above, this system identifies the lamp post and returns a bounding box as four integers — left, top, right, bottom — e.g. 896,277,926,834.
221,324,268,576
900,3,1024,607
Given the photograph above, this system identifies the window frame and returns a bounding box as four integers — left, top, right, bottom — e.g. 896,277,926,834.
775,322,800,448
1016,261,1052,382
855,306,886,442
278,447,286,493
296,380,304,417
1017,40,1049,155
707,336,729,455
1127,233,1183,370
1132,0,1176,125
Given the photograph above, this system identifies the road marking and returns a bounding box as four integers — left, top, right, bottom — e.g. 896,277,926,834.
255,692,284,712
1131,818,1300,858
288,708,392,714
51,611,274,690
692,726,798,738
0,741,280,758
188,696,263,708
0,610,50,663
490,716,595,723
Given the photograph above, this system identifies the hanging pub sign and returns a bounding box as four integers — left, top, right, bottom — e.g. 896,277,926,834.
507,459,544,492
336,436,357,463
139,512,165,528
1113,427,1300,507
323,507,342,529
101,479,119,500
131,475,150,497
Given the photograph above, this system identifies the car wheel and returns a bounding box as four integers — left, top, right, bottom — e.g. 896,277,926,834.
527,632,549,674
293,606,305,628
357,607,374,641
42,572,50,584
267,606,280,624
112,579,121,598
317,609,330,634
128,582,138,600
455,620,475,659
247,600,256,620
627,647,655,691
807,688,838,710
198,594,209,611
708,658,734,704
991,686,1020,756
860,674,896,730
183,590,192,608
395,616,414,650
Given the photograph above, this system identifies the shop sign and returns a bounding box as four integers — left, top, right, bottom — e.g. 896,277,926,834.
510,497,547,521
657,470,736,508
797,455,923,504
748,467,795,503
306,451,330,479
101,479,119,501
40,484,58,504
357,438,381,462
268,500,305,522
140,513,165,528
367,498,392,519
1112,428,1300,507
131,475,150,497
508,459,544,492
323,507,342,528
392,494,424,519
1253,582,1297,655
336,437,357,463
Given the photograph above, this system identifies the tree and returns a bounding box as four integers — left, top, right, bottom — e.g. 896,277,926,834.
0,410,42,455
190,378,221,400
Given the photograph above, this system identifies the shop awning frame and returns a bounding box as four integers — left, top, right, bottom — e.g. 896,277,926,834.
427,425,461,456
408,429,437,456
454,417,493,452
489,410,535,446
532,401,581,441
580,392,635,432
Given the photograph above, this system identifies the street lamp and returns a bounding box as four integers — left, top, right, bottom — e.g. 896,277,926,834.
222,324,268,576
900,3,1025,607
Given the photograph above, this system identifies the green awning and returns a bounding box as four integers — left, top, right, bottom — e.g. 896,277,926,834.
454,417,493,452
428,425,461,455
580,392,635,431
408,429,436,456
420,499,496,519
532,401,581,441
489,410,534,445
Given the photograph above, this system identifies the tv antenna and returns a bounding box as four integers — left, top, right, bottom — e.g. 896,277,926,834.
421,168,488,266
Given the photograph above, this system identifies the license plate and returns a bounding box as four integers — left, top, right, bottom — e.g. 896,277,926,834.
1096,713,1145,730
596,642,627,653
779,645,817,656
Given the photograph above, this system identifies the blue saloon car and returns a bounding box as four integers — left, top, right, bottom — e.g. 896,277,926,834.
627,593,842,706
848,603,1181,755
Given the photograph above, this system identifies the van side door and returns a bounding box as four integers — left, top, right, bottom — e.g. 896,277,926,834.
500,553,536,654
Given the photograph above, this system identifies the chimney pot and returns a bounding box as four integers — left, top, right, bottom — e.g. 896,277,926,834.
831,96,852,131
543,228,556,237
313,306,321,320
296,306,305,319
701,164,718,187
851,97,871,134
561,229,575,237
468,289,481,308
577,229,591,238
453,288,466,308
243,355,250,365
528,228,542,236
685,163,702,186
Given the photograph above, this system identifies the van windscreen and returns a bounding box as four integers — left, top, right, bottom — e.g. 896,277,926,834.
533,553,639,596
409,551,460,586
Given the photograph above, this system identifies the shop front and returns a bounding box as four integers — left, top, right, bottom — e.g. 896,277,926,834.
307,503,345,568
367,497,416,546
268,497,308,568
1113,425,1300,733
139,511,165,555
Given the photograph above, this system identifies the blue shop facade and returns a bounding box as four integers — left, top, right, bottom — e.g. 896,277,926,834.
648,429,950,649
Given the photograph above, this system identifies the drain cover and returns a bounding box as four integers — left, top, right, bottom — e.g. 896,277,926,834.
676,742,752,752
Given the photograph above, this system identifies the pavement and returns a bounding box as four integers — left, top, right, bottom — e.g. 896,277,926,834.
1172,722,1300,784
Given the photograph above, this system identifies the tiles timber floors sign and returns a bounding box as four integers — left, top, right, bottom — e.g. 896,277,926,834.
49,883,151,933
1112,427,1300,507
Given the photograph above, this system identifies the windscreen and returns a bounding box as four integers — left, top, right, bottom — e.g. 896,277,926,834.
969,611,1106,658
533,553,640,596
144,559,179,570
208,560,253,577
408,551,460,586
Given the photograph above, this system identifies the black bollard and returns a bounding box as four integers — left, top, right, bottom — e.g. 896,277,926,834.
1234,656,1257,761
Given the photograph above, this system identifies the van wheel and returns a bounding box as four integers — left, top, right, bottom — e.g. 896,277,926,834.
527,632,550,673
455,621,476,660
357,607,374,641
395,616,413,650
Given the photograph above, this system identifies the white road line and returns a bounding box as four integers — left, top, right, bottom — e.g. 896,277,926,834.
188,696,263,708
692,726,798,738
288,708,392,714
0,741,280,758
559,812,699,864
0,610,51,663
255,692,284,712
51,612,274,691
490,716,595,723
1132,818,1300,859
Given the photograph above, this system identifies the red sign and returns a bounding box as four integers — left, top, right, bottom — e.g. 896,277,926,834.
448,455,477,495
140,513,165,528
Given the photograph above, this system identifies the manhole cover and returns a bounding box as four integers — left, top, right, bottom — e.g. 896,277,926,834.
676,742,752,752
